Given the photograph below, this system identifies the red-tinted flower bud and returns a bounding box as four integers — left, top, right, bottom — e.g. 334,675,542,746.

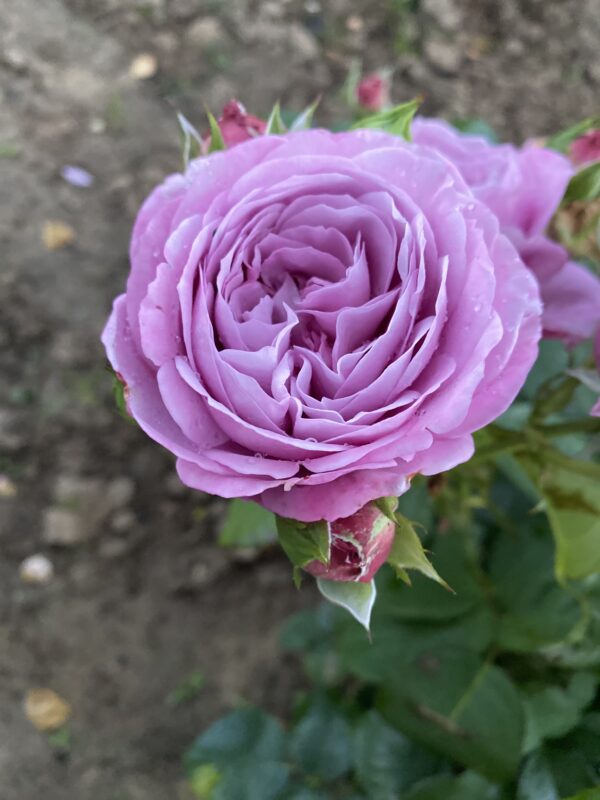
356,73,390,113
304,503,395,583
216,100,266,148
569,129,600,166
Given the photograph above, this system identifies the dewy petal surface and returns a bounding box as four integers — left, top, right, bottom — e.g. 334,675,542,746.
103,127,541,521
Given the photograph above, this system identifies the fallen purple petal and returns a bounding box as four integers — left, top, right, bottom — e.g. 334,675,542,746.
61,165,95,188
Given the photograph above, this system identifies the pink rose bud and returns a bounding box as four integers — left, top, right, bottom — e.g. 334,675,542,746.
356,73,389,113
304,503,396,583
216,100,266,148
569,129,600,166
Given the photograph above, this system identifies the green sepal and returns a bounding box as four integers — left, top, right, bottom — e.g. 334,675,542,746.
316,578,376,632
546,115,600,153
373,496,399,521
111,372,135,424
276,516,330,568
351,97,422,141
292,566,303,590
342,57,363,109
265,101,287,135
563,161,600,205
218,499,277,549
395,566,412,586
387,512,451,590
206,110,226,153
290,97,321,131
177,112,203,167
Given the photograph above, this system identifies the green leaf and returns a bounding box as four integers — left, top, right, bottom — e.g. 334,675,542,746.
218,500,277,548
517,720,600,800
189,764,221,799
185,709,286,773
351,98,421,140
546,116,600,153
206,111,226,153
388,513,449,589
396,478,435,530
519,451,600,580
280,604,341,653
288,696,353,781
522,673,598,754
404,772,500,800
177,111,203,166
276,517,330,569
530,376,579,423
488,527,582,652
167,670,204,706
353,710,446,798
289,698,352,781
544,715,600,796
378,647,525,783
562,790,600,800
338,603,493,684
542,632,600,670
282,790,330,800
452,118,498,143
316,578,376,631
542,586,600,667
522,339,570,401
493,453,540,505
213,758,290,800
384,535,484,622
563,162,600,204
517,751,560,800
279,604,345,686
266,102,287,135
290,98,320,131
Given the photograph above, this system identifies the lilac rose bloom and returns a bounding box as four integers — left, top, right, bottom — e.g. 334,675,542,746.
412,118,600,345
103,129,540,522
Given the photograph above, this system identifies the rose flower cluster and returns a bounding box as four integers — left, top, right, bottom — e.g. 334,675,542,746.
103,100,600,586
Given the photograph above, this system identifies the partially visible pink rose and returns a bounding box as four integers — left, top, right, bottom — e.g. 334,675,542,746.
541,261,600,346
356,73,390,113
211,100,266,148
412,118,600,344
570,130,600,166
304,503,395,582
